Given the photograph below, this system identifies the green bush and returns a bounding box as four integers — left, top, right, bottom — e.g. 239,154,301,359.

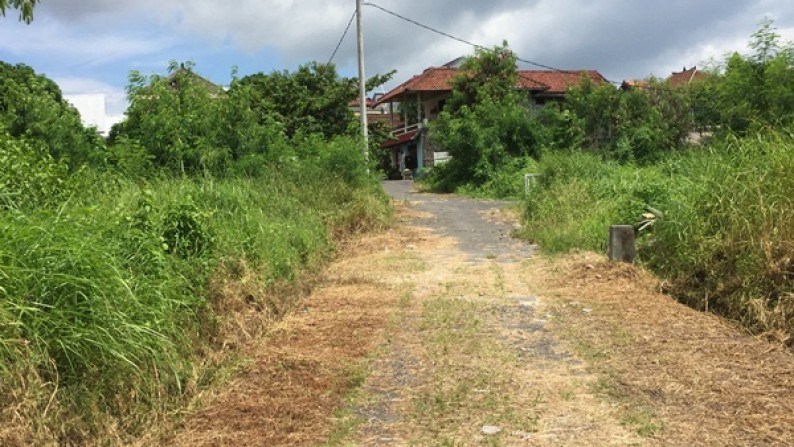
521,151,667,252
645,132,794,335
519,132,794,340
0,132,70,208
0,156,390,442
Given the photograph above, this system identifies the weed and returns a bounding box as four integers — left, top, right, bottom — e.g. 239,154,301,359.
0,166,390,444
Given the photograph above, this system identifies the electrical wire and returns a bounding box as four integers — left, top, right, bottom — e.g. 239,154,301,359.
362,2,626,86
327,10,357,65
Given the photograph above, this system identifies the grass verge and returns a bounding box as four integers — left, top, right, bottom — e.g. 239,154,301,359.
519,132,794,342
0,166,390,445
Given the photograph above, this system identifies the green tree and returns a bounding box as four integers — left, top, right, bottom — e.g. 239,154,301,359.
111,61,235,174
701,19,794,133
0,62,106,168
234,63,394,140
546,76,695,163
0,0,37,23
430,43,539,190
234,62,356,140
445,42,520,113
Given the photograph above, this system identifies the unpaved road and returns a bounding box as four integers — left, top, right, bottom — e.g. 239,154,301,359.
163,181,794,447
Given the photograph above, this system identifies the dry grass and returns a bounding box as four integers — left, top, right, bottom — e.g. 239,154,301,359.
147,200,794,447
343,220,646,446
155,223,427,447
527,252,794,446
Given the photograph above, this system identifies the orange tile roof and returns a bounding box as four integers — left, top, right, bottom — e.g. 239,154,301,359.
376,66,606,104
620,79,651,91
667,67,708,87
521,70,607,94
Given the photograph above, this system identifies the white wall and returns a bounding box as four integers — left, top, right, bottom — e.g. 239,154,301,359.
64,93,110,135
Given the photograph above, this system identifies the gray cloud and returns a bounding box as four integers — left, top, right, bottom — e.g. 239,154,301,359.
30,0,794,87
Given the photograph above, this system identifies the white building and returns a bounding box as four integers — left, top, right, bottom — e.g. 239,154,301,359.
64,94,122,136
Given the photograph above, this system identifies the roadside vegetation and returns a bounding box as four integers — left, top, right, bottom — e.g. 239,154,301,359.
0,59,391,445
423,21,794,343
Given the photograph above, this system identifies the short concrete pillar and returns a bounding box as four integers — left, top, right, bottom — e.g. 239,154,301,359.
608,225,636,263
524,173,540,193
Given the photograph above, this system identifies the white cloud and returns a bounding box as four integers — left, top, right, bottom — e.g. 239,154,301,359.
11,0,794,92
0,16,173,67
55,77,128,115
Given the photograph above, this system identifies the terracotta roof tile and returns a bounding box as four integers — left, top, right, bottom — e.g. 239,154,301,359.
667,67,708,87
521,70,607,94
376,66,606,104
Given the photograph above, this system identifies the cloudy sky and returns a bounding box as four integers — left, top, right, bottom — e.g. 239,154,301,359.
2,0,793,115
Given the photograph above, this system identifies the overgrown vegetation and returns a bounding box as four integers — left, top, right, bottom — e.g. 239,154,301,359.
423,23,794,342
427,44,540,193
0,60,392,444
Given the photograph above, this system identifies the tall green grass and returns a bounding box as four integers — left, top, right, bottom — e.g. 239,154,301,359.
520,133,794,341
0,162,390,443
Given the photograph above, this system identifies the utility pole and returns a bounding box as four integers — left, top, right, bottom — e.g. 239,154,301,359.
356,0,369,160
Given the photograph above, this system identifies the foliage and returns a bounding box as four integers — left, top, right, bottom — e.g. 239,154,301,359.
233,63,393,142
545,76,695,163
643,132,794,337
696,19,794,133
0,164,390,443
0,0,37,23
520,150,668,252
445,41,520,113
0,131,69,208
110,61,234,175
0,59,392,443
428,43,539,192
517,19,794,344
519,132,794,341
111,61,393,177
0,61,106,168
234,62,356,140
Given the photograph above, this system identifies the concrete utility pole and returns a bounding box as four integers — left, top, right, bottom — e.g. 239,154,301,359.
356,0,369,159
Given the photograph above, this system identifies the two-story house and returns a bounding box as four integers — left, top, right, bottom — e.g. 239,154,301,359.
376,58,606,172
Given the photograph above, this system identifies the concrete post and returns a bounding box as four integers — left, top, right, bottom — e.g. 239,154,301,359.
608,225,636,263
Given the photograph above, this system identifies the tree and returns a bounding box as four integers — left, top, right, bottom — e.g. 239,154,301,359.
0,61,106,168
542,75,696,163
234,63,356,140
445,42,520,113
111,61,234,174
233,63,394,140
430,43,539,189
704,19,794,133
0,0,38,23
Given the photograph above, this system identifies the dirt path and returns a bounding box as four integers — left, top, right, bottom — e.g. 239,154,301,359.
162,181,794,446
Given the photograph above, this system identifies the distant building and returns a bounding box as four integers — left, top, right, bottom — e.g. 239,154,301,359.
64,93,121,136
667,66,708,87
375,59,607,172
621,66,709,91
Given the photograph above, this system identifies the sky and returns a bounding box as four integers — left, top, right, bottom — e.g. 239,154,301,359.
2,0,794,117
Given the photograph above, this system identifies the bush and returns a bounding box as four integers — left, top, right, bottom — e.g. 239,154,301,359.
645,132,794,337
521,151,667,252
0,154,390,442
519,131,794,341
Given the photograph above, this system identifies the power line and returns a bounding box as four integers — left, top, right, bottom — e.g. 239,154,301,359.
328,10,357,65
362,2,624,85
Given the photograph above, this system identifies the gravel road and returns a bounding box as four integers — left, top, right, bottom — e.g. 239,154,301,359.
381,180,537,262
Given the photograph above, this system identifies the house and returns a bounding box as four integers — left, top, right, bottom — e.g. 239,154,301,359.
621,66,709,91
349,94,402,128
667,66,708,87
375,59,607,172
619,79,650,91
